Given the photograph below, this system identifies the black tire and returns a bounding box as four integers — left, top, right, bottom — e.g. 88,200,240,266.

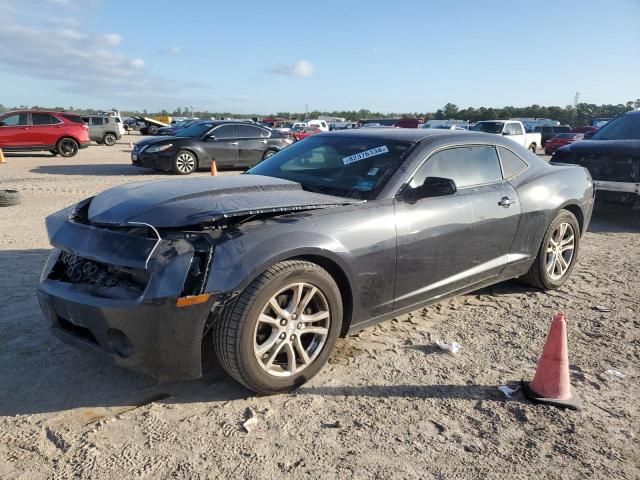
56,137,79,158
173,150,197,175
149,126,158,135
529,143,537,153
0,189,21,207
214,260,343,394
521,209,580,290
262,149,277,160
103,133,117,146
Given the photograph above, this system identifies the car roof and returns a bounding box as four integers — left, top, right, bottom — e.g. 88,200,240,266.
316,127,480,143
2,110,80,115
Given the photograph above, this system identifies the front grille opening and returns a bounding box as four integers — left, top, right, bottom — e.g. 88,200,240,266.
49,251,148,293
57,316,99,345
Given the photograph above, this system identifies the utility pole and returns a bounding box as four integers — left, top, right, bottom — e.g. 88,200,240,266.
572,92,580,127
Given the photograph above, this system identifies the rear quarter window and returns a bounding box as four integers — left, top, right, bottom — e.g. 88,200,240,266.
498,146,528,179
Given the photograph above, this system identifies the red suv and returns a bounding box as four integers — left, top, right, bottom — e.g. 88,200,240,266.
0,110,90,157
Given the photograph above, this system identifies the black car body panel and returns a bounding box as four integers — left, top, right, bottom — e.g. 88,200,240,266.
38,129,594,381
86,175,359,228
551,111,640,205
131,121,291,172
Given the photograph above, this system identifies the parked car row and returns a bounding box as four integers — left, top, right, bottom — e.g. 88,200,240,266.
0,109,128,157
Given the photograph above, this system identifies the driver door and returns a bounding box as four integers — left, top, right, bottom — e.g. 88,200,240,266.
203,125,239,167
393,145,521,310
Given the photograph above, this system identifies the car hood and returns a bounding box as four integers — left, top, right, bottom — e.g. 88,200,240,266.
87,175,359,228
559,139,640,156
135,135,191,147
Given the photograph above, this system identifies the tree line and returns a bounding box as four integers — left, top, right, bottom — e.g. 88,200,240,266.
2,99,639,127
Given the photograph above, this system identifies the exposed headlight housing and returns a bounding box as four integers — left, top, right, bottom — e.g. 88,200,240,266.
146,143,173,153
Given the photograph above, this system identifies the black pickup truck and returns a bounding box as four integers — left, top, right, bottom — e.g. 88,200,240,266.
551,110,640,207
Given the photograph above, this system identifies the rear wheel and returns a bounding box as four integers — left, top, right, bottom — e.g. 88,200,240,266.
521,209,580,289
173,150,197,175
103,133,117,146
529,143,537,153
56,138,79,157
214,260,343,394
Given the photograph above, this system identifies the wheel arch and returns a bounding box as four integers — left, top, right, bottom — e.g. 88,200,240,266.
560,202,584,235
177,148,200,167
288,253,354,337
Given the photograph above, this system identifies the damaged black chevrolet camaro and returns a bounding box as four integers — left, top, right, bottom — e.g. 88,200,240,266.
38,129,594,393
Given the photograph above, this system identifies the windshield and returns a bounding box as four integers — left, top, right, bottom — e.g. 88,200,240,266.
472,122,504,134
592,115,640,140
176,122,213,137
247,136,415,200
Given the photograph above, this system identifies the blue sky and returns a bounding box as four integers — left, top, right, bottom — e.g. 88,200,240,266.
0,0,638,113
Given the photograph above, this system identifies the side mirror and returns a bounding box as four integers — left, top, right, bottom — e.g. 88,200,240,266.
0,121,5,127
583,131,595,139
502,131,510,136
206,134,216,141
402,177,457,202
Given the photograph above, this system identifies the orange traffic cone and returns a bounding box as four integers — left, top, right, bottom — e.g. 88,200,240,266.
210,159,218,176
0,148,5,164
522,313,581,410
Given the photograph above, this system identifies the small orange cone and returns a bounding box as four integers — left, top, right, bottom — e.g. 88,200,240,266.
0,148,5,164
522,313,581,410
210,159,218,176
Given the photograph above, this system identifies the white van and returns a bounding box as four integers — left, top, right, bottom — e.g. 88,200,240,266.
307,120,329,131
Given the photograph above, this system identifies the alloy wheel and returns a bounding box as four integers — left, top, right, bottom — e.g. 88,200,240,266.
546,222,575,280
253,282,330,377
59,139,78,156
104,134,116,146
176,153,196,173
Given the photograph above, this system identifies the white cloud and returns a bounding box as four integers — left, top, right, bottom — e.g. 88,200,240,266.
162,46,181,55
0,3,180,104
269,60,315,77
103,33,122,46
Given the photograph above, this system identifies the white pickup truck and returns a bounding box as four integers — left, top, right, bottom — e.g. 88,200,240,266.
472,120,541,153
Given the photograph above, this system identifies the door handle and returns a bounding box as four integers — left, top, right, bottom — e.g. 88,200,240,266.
260,139,267,144
229,141,239,146
498,196,515,207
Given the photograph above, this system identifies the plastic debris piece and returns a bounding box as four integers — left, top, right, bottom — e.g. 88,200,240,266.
498,385,520,398
606,369,625,379
594,305,611,312
242,408,259,433
435,340,461,355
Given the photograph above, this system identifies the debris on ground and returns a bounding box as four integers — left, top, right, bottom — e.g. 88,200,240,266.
242,409,259,433
435,340,461,355
594,305,612,312
498,385,520,399
606,369,626,379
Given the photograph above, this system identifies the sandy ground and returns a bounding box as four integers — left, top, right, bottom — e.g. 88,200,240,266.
0,134,639,479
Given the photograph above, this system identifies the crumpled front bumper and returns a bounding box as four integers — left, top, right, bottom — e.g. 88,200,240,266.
37,275,214,381
37,207,220,381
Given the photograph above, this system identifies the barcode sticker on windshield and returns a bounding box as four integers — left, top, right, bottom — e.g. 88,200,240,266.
343,145,389,165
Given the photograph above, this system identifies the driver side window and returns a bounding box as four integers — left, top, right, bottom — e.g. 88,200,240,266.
1,113,28,126
410,146,502,189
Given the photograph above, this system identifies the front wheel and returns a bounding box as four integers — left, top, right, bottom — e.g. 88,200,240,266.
521,209,580,289
214,260,343,394
173,150,197,175
262,149,277,160
56,138,79,157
